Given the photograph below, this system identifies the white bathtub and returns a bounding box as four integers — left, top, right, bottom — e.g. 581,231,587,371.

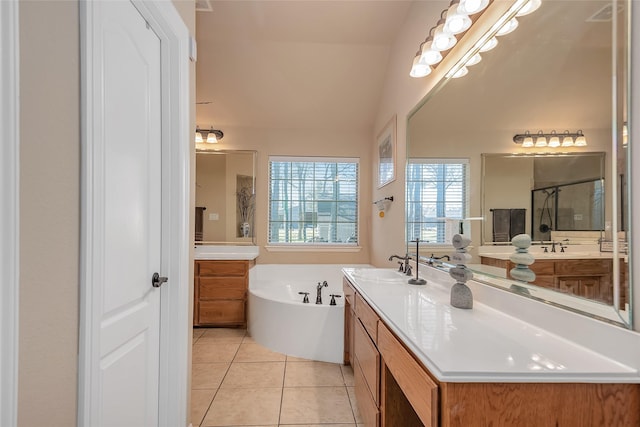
248,264,371,363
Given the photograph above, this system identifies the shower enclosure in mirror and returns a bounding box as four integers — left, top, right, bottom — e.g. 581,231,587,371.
195,150,256,245
482,153,605,244
405,0,631,327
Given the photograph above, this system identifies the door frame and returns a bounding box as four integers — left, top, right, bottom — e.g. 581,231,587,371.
0,0,20,425
78,1,191,426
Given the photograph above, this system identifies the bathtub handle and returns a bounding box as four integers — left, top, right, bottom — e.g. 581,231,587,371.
298,291,310,303
329,294,342,306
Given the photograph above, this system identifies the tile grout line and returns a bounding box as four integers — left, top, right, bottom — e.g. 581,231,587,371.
195,330,246,427
277,356,289,426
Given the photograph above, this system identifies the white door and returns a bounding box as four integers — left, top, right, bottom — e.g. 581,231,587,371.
83,1,163,425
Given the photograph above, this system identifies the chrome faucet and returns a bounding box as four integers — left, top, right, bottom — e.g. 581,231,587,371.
428,254,450,266
316,281,328,304
389,254,411,274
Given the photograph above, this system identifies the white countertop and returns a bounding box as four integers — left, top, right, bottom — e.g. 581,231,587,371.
343,267,639,383
194,245,259,260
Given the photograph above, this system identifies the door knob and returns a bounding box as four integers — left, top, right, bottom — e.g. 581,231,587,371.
152,272,168,288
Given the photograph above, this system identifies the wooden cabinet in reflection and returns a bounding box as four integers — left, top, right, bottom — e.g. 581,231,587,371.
479,257,623,305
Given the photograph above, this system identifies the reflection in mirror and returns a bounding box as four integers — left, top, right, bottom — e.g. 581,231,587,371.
195,150,256,245
482,153,605,244
406,0,631,327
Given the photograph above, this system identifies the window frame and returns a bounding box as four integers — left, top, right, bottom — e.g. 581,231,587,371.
406,158,470,247
267,156,361,251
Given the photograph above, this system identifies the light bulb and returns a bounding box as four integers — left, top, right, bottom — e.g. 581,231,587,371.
410,54,431,78
522,136,534,148
459,0,489,15
444,4,472,35
516,0,541,16
420,43,443,65
451,66,469,79
561,133,574,147
479,37,498,52
574,132,587,146
432,23,457,51
206,132,218,143
465,53,482,66
496,18,519,36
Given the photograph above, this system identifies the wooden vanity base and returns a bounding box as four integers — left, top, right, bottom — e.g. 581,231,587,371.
440,382,640,427
345,277,640,427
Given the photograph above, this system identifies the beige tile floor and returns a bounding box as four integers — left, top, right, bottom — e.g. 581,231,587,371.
192,328,364,427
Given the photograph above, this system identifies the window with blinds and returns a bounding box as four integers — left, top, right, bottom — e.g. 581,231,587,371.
406,159,469,244
268,157,359,244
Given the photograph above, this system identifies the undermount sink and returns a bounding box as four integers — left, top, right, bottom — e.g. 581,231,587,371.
351,268,406,282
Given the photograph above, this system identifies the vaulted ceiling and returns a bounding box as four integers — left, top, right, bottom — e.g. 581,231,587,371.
195,1,415,131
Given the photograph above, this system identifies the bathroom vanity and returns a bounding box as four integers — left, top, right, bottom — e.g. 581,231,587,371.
479,254,628,305
342,267,640,427
193,246,258,327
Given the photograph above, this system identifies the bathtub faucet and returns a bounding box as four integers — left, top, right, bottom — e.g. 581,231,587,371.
316,281,328,304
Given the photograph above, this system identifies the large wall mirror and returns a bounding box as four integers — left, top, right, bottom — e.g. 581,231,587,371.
406,0,631,327
195,150,257,245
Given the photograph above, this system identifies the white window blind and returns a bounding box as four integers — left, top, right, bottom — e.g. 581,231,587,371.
268,157,359,244
406,158,469,244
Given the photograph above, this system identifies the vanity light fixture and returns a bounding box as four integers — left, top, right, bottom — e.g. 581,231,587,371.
515,0,541,16
459,0,489,15
443,2,473,35
432,17,458,51
574,131,587,147
479,36,498,52
451,66,469,78
521,131,534,147
195,127,224,144
496,17,519,36
465,53,482,66
513,130,588,148
561,131,574,147
420,38,444,65
534,131,547,147
411,0,541,79
410,47,432,78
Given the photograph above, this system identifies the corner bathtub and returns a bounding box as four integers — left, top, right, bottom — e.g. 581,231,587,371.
248,264,370,363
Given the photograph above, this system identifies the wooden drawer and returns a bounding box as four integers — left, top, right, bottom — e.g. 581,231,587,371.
354,318,380,405
355,293,379,343
198,300,245,325
354,358,380,427
378,323,438,427
343,278,356,309
528,260,555,275
555,259,611,276
198,277,246,299
532,275,555,288
197,260,248,277
480,257,508,269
